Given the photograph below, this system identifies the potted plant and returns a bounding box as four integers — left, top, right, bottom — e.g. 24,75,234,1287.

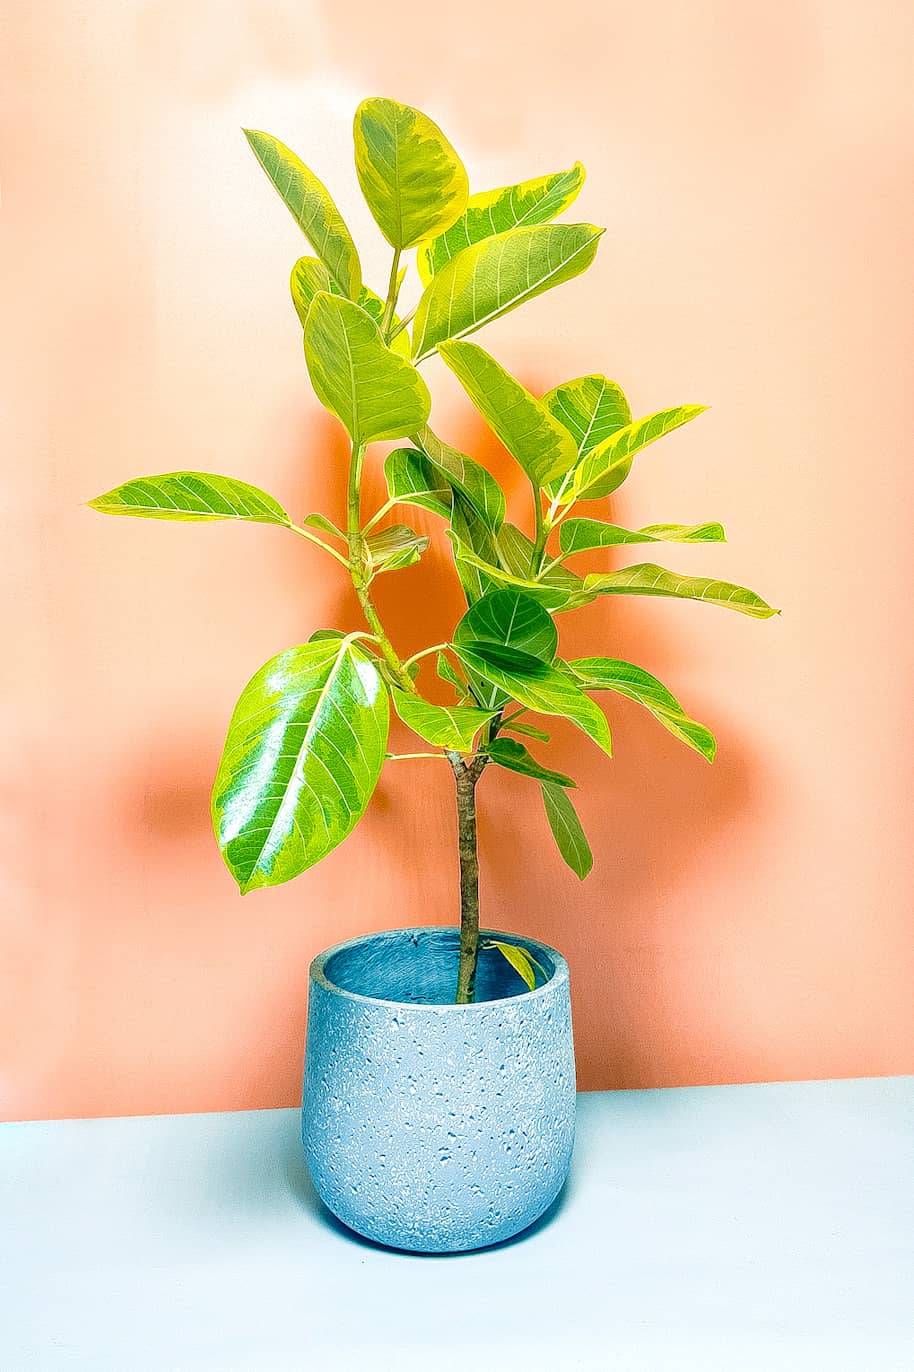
90,96,776,1252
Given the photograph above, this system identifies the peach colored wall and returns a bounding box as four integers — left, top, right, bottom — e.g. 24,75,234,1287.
2,1,913,1121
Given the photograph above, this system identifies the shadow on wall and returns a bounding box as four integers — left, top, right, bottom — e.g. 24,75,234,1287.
128,401,760,1094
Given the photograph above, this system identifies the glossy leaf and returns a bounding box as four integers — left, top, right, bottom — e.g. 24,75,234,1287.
291,259,409,355
417,162,586,282
453,641,612,756
583,564,779,618
212,638,389,893
415,426,505,533
451,540,594,612
437,652,471,700
454,586,558,708
88,472,290,525
541,782,593,878
302,511,346,540
364,525,428,575
543,374,632,499
567,406,708,503
454,588,557,661
486,940,545,991
244,130,361,299
486,737,574,788
568,656,716,762
559,518,726,554
384,448,451,520
304,293,430,445
354,97,468,250
439,340,578,486
392,689,494,752
494,523,535,578
449,494,500,605
503,719,551,743
412,223,604,361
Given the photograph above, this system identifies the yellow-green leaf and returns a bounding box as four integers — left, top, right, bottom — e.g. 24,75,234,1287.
543,374,632,498
290,259,411,357
439,340,578,487
417,162,586,283
88,472,290,525
541,782,592,878
391,689,494,752
486,939,548,990
560,518,726,554
567,406,707,503
364,525,428,575
415,426,505,533
584,564,779,618
384,448,452,520
244,129,361,299
353,97,468,250
450,539,593,612
304,293,430,445
453,641,612,756
412,223,604,361
212,638,389,892
568,656,716,762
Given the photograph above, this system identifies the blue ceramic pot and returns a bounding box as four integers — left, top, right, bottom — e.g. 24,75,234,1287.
302,926,575,1253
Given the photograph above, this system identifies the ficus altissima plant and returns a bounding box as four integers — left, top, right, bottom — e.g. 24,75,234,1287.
90,97,777,1004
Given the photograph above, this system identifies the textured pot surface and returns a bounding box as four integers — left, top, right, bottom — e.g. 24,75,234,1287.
302,926,575,1253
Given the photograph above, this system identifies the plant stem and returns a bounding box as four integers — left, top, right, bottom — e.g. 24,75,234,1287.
387,303,417,342
531,480,548,574
380,247,402,340
346,441,415,692
452,755,486,1004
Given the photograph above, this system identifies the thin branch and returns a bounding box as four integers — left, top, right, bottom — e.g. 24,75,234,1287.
402,642,451,670
385,751,448,762
388,303,417,342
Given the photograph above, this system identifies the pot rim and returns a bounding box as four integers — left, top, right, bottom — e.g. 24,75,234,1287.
309,925,569,1011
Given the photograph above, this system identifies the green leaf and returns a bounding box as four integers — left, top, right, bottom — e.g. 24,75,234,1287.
541,782,593,878
212,637,389,892
543,374,632,498
291,260,410,355
439,340,578,486
412,223,604,362
454,588,557,661
417,162,586,283
304,293,430,445
302,511,346,540
486,737,574,787
364,525,428,575
243,129,361,299
88,472,290,525
353,97,468,250
437,652,471,700
559,518,726,554
567,406,708,503
568,656,716,762
503,719,550,743
583,564,779,619
454,586,557,708
494,523,535,577
450,540,593,612
415,426,505,533
384,448,452,520
308,628,346,643
486,940,545,991
391,689,494,752
353,284,412,358
452,641,612,756
449,494,499,605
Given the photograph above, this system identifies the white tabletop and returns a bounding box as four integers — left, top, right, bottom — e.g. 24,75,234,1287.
2,1076,912,1370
